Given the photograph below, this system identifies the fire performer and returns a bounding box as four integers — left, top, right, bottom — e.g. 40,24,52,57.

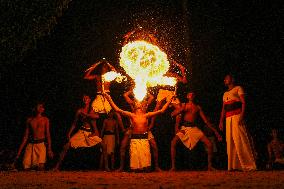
13,102,54,170
117,88,162,171
219,74,256,171
53,95,109,171
84,59,115,114
149,59,188,129
84,59,125,132
103,92,174,172
170,92,222,171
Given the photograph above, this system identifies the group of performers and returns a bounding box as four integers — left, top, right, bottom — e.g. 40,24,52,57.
11,58,266,172
12,29,283,172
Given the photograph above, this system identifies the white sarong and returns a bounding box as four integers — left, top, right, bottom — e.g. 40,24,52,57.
176,126,204,150
23,142,46,169
70,130,102,149
226,114,256,171
103,134,115,155
130,139,151,170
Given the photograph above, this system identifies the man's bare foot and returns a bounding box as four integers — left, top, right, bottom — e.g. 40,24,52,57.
105,167,111,172
208,166,217,171
51,167,60,172
169,167,176,172
51,164,61,171
115,167,124,172
154,167,162,172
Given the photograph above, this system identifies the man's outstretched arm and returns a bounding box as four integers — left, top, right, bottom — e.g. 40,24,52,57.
84,62,102,80
199,106,222,141
104,93,133,117
15,120,30,161
173,60,187,84
146,96,174,118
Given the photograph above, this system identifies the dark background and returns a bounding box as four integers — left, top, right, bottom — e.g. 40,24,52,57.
0,0,282,170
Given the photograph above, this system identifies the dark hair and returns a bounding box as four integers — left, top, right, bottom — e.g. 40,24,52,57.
97,60,112,73
31,102,45,116
225,73,236,82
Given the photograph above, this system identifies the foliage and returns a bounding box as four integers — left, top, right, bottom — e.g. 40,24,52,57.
0,0,72,65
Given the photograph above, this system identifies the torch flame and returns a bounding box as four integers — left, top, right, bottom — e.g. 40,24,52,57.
102,71,126,83
120,40,176,101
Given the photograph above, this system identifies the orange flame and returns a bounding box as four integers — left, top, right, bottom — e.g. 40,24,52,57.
102,71,126,83
120,40,176,101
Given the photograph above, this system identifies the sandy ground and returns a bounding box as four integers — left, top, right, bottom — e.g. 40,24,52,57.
0,171,283,189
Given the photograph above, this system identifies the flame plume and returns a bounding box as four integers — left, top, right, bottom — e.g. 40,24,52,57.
120,40,176,101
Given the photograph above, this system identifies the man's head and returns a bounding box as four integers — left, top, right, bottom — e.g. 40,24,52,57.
271,129,278,139
33,102,45,116
100,59,112,74
224,74,235,86
82,95,91,105
101,63,110,74
133,100,144,113
36,103,45,114
186,92,196,101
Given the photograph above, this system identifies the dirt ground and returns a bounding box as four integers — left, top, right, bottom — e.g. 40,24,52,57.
0,171,283,189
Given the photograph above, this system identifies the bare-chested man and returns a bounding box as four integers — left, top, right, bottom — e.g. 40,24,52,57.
170,92,222,171
100,110,120,170
104,92,173,171
14,102,54,170
54,95,109,171
119,88,162,171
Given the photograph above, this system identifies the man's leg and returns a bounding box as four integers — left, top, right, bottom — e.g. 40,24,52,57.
199,135,215,171
149,138,162,171
100,142,110,171
170,103,181,116
111,153,115,170
170,135,180,171
38,163,45,171
53,142,71,170
99,152,104,170
116,133,130,172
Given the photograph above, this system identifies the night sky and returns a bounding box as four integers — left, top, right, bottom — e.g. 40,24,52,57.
1,1,282,169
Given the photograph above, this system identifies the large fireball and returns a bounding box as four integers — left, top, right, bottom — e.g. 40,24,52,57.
120,40,176,101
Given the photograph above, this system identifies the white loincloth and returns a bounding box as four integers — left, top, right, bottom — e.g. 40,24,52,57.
92,94,112,113
226,114,256,171
70,130,102,149
103,134,115,155
130,139,151,170
275,158,284,164
23,142,46,169
176,126,204,150
157,89,180,104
